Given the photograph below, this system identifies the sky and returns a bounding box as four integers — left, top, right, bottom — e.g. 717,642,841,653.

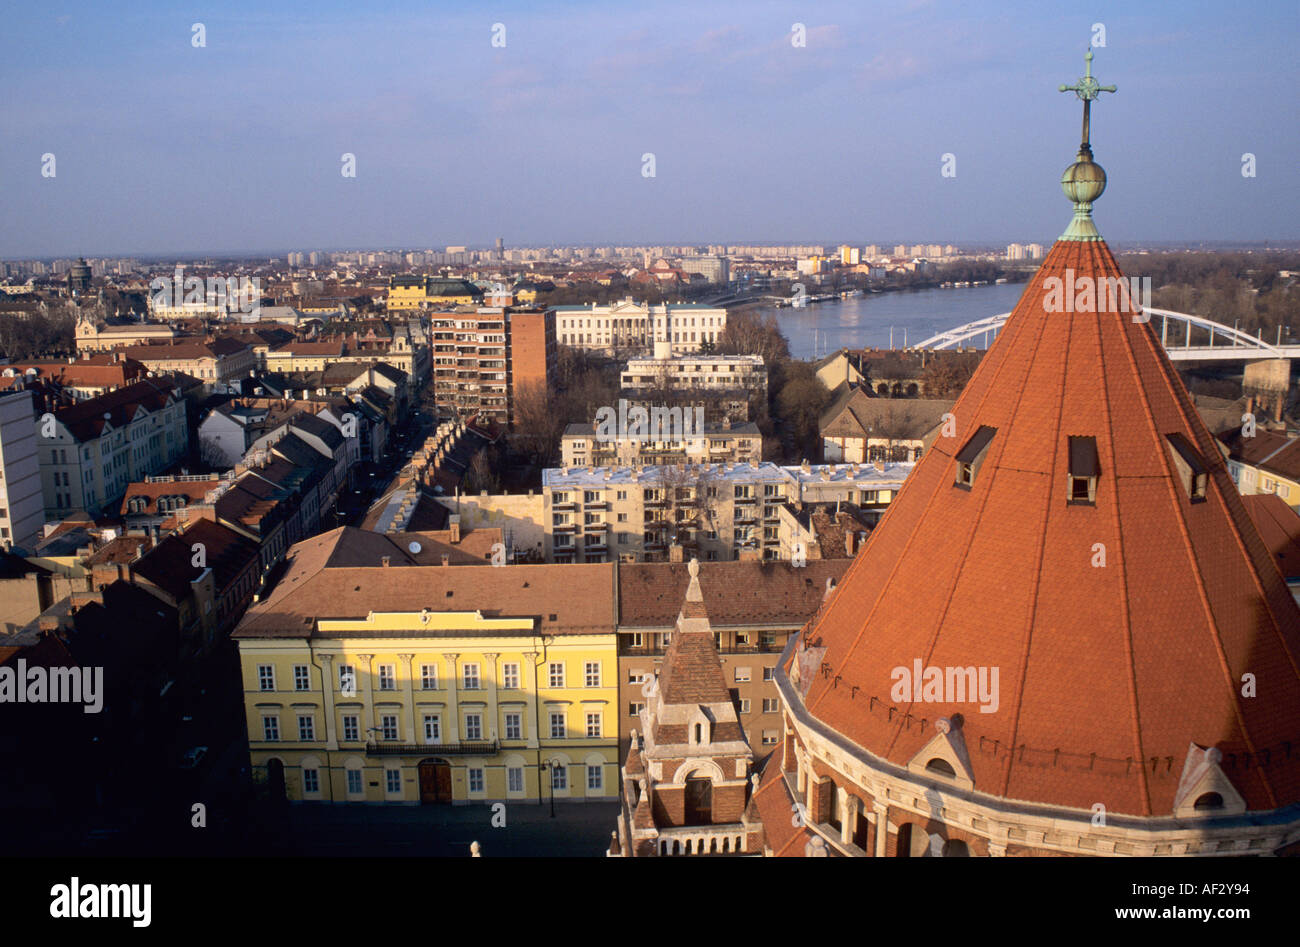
2,0,1297,258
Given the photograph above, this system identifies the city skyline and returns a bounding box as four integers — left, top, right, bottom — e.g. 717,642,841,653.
3,0,1297,258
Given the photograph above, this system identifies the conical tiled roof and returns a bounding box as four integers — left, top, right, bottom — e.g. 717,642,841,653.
796,218,1300,819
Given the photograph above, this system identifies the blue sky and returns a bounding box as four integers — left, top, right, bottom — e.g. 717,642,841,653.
2,0,1296,257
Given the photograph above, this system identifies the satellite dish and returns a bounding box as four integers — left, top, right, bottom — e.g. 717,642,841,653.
408,541,422,554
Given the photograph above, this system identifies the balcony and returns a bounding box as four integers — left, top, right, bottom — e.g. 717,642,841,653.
654,823,748,856
366,740,499,756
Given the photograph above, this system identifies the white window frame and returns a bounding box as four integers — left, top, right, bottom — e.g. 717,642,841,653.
548,662,565,688
464,713,483,741
549,711,566,739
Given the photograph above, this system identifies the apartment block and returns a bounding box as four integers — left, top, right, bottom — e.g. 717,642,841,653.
541,460,914,563
560,420,761,467
39,378,188,518
620,349,767,395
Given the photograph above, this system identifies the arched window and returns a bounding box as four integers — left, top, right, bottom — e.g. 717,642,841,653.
926,758,956,778
1193,792,1224,811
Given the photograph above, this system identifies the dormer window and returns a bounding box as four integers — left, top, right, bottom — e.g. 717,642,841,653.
953,425,997,490
1067,436,1100,504
1164,433,1209,502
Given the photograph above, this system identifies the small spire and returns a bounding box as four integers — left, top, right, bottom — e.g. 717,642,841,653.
685,556,703,602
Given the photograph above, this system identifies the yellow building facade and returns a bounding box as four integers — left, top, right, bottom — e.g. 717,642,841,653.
238,609,620,805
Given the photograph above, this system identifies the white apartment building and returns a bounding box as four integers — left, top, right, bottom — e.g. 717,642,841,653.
39,378,188,518
561,419,761,467
551,298,726,354
0,389,46,550
540,460,913,564
620,346,767,394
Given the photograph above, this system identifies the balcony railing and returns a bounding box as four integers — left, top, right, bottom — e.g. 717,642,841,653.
366,740,499,756
655,823,748,856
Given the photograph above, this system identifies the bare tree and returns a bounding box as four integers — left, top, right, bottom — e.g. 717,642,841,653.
512,379,567,463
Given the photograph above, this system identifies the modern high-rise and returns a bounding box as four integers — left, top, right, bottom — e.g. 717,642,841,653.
0,389,45,550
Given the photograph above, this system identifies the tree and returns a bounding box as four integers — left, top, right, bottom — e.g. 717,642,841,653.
869,404,921,462
511,379,567,464
718,310,790,363
463,448,500,495
774,362,832,461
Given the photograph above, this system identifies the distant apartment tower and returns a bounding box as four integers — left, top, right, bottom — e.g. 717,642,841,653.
679,255,730,284
1006,243,1027,261
892,244,907,257
0,389,45,550
839,246,861,265
1027,243,1045,259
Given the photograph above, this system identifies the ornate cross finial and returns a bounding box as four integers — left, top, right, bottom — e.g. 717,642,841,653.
1059,48,1116,158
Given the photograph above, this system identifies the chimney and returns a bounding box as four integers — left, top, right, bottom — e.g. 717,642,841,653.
873,459,885,473
441,554,450,567
668,542,684,562
448,514,461,544
845,530,856,556
380,555,391,568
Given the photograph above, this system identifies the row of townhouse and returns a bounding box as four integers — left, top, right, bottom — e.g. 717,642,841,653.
36,378,189,522
231,529,848,806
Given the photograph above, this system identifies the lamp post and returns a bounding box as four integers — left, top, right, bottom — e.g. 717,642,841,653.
539,757,563,817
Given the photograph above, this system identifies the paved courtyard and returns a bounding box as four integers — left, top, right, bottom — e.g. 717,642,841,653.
243,800,622,858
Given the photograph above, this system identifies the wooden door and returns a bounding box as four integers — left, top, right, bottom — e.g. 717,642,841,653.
420,760,452,803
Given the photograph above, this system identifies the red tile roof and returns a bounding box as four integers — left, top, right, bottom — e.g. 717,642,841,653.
1242,494,1300,580
797,237,1300,818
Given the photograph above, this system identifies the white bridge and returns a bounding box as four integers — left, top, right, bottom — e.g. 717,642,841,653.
914,309,1297,362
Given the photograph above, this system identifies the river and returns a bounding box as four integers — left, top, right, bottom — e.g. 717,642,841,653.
765,282,1031,360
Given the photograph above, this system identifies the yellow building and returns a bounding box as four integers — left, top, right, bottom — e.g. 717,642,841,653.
232,529,618,805
387,276,483,311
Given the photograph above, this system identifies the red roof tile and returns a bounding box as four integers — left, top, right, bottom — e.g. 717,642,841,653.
798,237,1300,818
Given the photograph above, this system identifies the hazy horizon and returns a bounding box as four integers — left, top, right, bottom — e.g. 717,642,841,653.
5,0,1297,258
